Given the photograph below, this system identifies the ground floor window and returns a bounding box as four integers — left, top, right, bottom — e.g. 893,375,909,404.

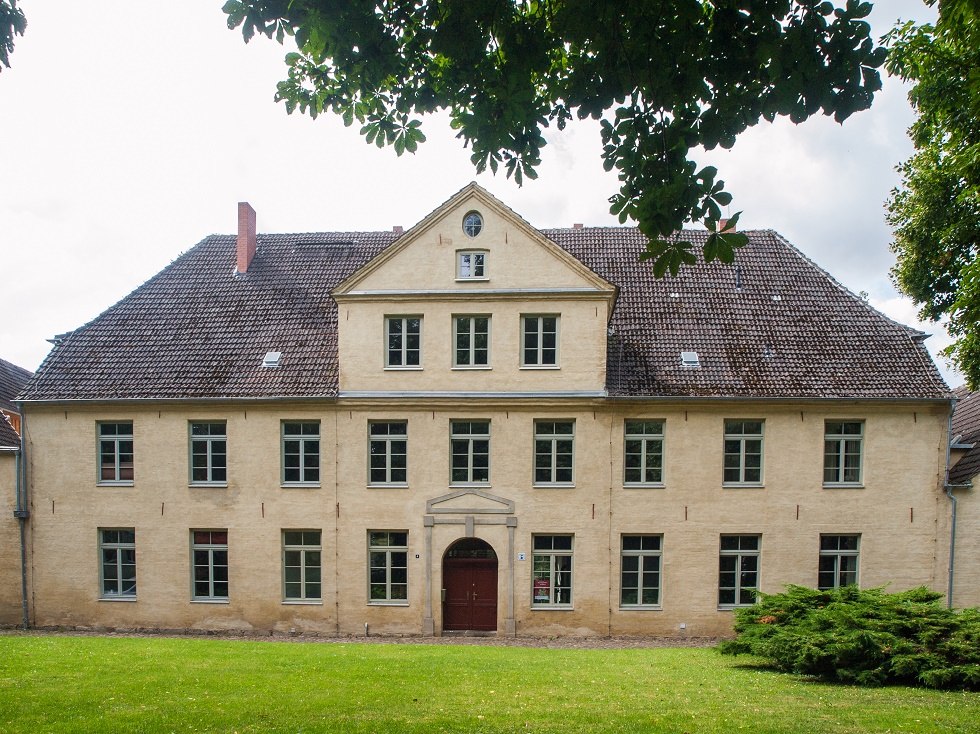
532,534,573,607
99,528,136,599
818,534,860,589
192,530,228,601
719,534,760,607
368,531,408,603
283,530,322,601
620,535,662,607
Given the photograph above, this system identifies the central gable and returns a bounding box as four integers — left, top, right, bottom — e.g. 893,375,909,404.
334,183,615,297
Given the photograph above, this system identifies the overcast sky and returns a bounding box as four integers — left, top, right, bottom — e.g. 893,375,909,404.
1,1,960,386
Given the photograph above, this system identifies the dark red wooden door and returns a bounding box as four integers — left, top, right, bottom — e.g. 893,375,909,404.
443,558,498,631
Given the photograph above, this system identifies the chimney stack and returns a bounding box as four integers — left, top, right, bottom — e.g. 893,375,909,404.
718,217,734,233
237,201,257,274
573,223,584,229
393,225,404,235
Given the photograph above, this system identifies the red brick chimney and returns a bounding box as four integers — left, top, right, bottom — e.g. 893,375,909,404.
718,217,734,233
237,202,257,274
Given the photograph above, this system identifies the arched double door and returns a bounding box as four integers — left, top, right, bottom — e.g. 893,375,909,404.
442,538,498,632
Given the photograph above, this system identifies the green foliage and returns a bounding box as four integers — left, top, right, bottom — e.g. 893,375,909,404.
0,0,26,71
885,0,980,388
222,0,885,275
719,585,980,690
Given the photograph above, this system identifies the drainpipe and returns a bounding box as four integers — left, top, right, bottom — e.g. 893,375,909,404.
14,410,30,629
943,399,957,610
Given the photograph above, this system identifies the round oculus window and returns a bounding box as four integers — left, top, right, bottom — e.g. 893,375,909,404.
463,211,483,238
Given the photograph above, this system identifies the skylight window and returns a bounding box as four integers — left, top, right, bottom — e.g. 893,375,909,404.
263,351,282,368
680,351,700,368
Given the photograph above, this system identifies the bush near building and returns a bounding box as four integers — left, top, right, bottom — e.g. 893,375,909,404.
718,585,980,689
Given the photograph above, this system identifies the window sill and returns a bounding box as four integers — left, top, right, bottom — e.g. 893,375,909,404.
97,481,134,487
533,483,575,489
191,598,230,604
367,483,409,489
823,483,864,489
718,605,754,611
454,277,490,283
531,605,573,611
99,596,137,602
519,365,560,370
384,366,423,371
451,365,492,371
367,601,409,607
282,600,324,606
450,482,491,489
722,483,764,489
190,483,228,488
619,605,662,611
623,483,665,489
281,483,321,489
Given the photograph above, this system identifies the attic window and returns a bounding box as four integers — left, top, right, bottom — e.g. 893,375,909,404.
457,249,488,280
463,211,483,238
680,351,700,368
263,351,282,368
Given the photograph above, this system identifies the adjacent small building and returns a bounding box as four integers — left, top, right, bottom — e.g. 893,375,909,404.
0,357,32,626
11,184,972,637
949,386,980,609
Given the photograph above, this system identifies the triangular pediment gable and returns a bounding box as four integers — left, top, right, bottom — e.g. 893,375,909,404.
333,182,616,298
426,487,516,515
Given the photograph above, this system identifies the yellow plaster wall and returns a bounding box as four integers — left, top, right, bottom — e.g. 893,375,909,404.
0,452,24,625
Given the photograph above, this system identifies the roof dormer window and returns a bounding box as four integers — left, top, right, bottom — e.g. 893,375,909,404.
457,250,488,280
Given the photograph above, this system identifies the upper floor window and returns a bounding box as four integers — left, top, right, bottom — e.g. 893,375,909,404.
457,250,487,279
718,534,760,608
282,421,320,486
522,315,559,367
189,422,226,485
818,534,860,589
385,316,422,368
723,420,763,485
462,211,483,238
453,315,490,368
99,528,136,600
624,420,664,486
98,422,133,485
824,421,863,486
450,420,490,484
369,421,408,485
534,420,574,485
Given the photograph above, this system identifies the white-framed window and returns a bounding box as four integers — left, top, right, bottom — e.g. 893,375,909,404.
450,420,490,484
534,420,574,485
369,421,408,485
723,420,764,485
456,249,487,279
282,421,320,486
462,211,483,238
620,535,662,608
532,534,573,607
99,528,136,599
189,422,227,485
283,530,322,602
191,530,228,601
368,530,408,603
718,534,760,608
521,315,559,367
624,420,664,485
824,421,863,486
453,315,490,367
818,534,860,590
385,316,422,368
98,422,134,484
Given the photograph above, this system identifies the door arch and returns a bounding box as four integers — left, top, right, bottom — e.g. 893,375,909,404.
442,538,498,632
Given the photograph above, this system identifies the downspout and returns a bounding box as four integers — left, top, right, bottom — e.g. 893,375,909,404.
943,399,957,610
14,410,30,629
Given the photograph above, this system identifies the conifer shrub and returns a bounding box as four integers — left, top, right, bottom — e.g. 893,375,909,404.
718,585,980,689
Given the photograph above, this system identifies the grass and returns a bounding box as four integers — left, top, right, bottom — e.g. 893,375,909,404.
0,634,978,733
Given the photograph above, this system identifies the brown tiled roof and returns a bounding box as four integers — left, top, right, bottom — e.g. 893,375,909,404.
950,385,980,485
0,358,32,412
21,227,949,402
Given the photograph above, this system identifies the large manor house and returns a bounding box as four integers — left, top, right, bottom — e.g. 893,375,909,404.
1,184,977,637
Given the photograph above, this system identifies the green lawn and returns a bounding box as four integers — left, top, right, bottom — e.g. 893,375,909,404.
1,634,977,733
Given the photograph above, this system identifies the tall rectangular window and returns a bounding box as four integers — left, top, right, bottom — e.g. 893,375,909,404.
385,316,422,368
824,421,863,486
191,530,228,601
457,250,487,279
283,530,322,602
368,531,408,603
818,534,860,589
450,420,490,484
719,535,760,607
534,420,574,485
532,534,573,607
282,421,320,485
624,420,664,485
369,421,408,485
620,535,662,607
522,315,559,367
189,422,227,485
723,420,764,485
99,528,136,599
453,315,490,367
98,422,134,484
